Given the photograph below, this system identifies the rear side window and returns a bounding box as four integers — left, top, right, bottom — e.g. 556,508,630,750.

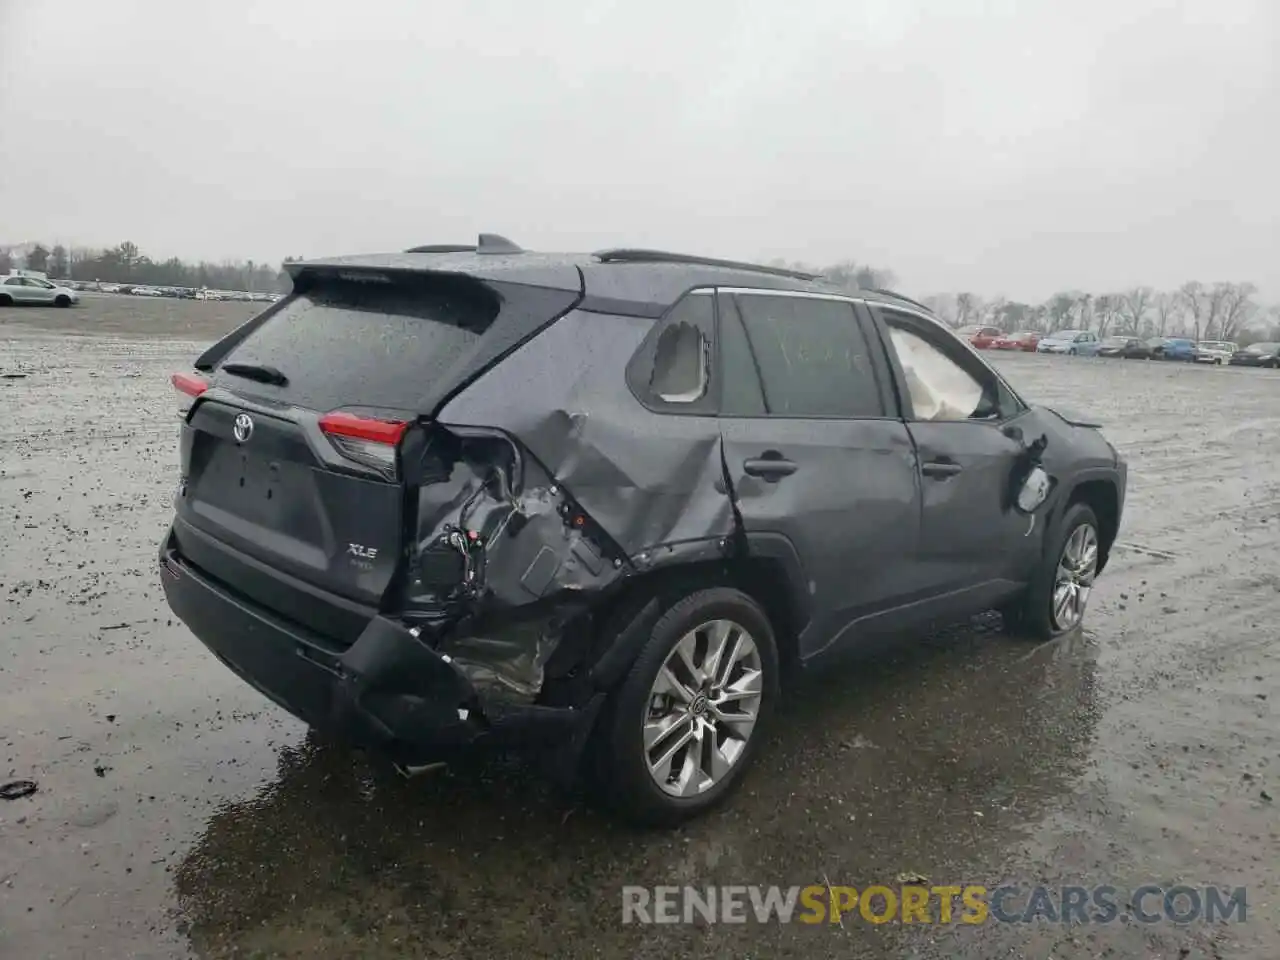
216,275,499,413
626,291,716,413
731,293,883,418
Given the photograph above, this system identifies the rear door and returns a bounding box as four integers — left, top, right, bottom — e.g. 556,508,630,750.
3,277,34,303
171,270,560,643
870,304,1033,607
716,290,922,660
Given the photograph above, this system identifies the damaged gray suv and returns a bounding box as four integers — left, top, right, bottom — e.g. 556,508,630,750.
160,235,1127,825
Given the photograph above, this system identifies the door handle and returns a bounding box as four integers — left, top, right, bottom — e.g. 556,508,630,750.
743,457,798,481
921,460,963,479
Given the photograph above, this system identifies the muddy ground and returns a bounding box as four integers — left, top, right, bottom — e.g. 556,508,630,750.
1,296,1277,959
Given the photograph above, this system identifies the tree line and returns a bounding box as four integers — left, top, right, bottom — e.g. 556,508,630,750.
0,242,293,294
5,243,1275,342
783,259,1277,345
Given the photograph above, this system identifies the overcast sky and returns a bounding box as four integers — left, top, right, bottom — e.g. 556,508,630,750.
1,0,1276,301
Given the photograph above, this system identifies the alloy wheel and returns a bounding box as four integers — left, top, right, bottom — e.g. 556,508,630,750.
643,619,763,797
1051,522,1098,632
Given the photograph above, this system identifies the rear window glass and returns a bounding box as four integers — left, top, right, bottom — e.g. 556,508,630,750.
218,276,499,413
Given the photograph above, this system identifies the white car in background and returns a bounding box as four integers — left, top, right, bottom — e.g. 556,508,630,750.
0,274,81,307
1195,340,1237,365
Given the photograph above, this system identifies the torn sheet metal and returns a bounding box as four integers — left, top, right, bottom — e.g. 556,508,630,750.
437,308,737,556
405,427,630,701
409,308,740,700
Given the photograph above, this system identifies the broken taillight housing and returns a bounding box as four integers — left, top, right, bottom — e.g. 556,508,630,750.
318,411,409,480
172,372,208,418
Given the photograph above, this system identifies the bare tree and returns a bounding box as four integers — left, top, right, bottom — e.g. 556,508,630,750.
1178,282,1207,341
922,293,958,326
1202,283,1235,340
981,296,1007,326
817,260,896,293
1071,293,1094,331
1045,292,1075,332
1093,295,1121,337
955,293,982,327
1153,291,1179,337
997,301,1031,331
1120,286,1154,334
1214,282,1258,342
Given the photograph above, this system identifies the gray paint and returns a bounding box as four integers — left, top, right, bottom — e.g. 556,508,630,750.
426,280,1126,695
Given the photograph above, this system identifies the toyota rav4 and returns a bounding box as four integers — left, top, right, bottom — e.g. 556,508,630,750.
159,235,1127,825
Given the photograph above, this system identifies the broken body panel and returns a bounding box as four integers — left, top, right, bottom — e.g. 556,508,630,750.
161,252,1125,770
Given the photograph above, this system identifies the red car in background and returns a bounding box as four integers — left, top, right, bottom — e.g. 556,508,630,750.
957,324,1004,349
992,331,1041,352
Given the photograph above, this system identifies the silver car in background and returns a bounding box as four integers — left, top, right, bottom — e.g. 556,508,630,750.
0,273,80,307
1195,340,1237,365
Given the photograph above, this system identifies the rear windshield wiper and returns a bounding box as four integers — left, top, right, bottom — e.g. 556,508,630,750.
220,362,289,386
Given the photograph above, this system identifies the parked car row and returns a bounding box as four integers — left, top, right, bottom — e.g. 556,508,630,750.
59,280,282,303
957,325,1279,368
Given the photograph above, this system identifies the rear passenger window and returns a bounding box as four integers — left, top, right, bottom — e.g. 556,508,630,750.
731,294,883,418
650,295,711,402
627,291,715,411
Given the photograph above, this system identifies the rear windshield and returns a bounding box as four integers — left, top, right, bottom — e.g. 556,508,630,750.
217,274,499,413
1247,342,1278,353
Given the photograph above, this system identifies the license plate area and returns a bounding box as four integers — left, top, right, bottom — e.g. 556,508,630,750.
197,442,308,529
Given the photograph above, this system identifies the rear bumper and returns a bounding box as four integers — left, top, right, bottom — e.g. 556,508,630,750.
159,529,597,765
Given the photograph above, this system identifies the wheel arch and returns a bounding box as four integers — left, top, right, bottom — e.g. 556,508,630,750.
1062,476,1120,573
579,542,810,693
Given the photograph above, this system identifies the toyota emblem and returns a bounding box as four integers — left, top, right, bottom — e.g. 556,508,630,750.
233,413,255,443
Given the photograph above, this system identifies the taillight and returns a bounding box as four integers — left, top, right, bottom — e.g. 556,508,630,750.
172,372,208,418
318,411,409,479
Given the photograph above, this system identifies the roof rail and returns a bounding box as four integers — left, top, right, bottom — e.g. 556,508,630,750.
864,287,931,313
405,233,524,256
592,248,819,281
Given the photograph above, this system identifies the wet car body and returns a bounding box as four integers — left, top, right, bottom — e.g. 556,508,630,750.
1194,340,1237,365
159,237,1128,822
1228,342,1280,368
991,331,1040,352
1036,330,1102,356
1097,336,1152,359
1152,337,1197,362
957,324,1003,349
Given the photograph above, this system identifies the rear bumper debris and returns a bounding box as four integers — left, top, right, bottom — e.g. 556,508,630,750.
159,530,597,765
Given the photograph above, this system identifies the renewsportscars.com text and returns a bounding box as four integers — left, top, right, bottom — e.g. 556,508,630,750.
621,884,1247,926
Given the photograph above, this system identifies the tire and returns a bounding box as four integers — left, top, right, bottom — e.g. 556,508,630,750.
591,586,779,826
54,295,71,308
1068,348,1077,356
1002,501,1101,641
0,294,12,307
